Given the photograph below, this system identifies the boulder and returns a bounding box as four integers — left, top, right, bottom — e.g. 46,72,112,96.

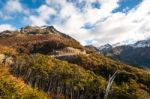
0,54,5,64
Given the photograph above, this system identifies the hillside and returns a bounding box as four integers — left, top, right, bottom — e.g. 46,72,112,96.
0,26,150,99
0,66,49,99
0,26,84,54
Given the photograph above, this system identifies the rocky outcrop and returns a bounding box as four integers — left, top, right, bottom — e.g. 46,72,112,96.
50,47,86,57
0,54,14,66
0,54,5,64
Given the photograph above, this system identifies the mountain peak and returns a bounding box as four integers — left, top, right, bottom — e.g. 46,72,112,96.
132,39,150,48
98,43,112,50
0,25,62,37
98,44,113,53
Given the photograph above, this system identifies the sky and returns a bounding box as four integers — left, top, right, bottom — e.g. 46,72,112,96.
0,0,150,46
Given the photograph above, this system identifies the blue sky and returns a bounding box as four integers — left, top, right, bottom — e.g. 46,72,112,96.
113,0,142,13
0,0,150,46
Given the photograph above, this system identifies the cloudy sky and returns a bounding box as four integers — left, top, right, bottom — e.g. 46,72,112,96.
0,0,150,46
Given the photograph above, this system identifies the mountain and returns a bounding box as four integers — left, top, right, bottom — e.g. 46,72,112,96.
99,39,150,68
85,45,99,52
0,25,84,54
132,39,150,48
0,26,150,99
98,44,113,53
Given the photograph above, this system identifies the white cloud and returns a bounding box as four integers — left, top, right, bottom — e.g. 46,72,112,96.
5,0,23,13
37,5,56,20
0,24,16,32
24,0,150,46
91,0,150,46
27,5,56,26
0,0,29,20
4,0,29,14
39,1,115,43
50,0,120,45
27,16,47,26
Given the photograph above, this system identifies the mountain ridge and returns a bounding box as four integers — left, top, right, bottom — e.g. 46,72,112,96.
98,39,150,68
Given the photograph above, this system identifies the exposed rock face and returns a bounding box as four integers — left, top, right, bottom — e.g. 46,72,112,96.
4,57,14,67
50,47,86,57
0,54,14,66
0,54,5,64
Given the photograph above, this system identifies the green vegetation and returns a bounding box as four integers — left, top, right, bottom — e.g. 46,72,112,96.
0,49,150,99
58,53,150,99
11,54,106,99
0,66,49,99
0,45,17,56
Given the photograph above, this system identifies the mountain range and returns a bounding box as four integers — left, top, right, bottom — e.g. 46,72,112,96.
0,26,150,99
98,39,150,69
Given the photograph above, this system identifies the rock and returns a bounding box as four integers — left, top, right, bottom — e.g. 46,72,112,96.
0,53,14,66
0,54,5,64
5,57,14,66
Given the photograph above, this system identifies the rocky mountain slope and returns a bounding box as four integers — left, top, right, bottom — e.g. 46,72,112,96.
99,39,150,68
0,26,150,99
85,45,99,52
0,25,84,54
98,44,113,53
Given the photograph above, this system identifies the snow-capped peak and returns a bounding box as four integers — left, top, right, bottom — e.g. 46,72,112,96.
132,39,150,48
98,44,112,50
